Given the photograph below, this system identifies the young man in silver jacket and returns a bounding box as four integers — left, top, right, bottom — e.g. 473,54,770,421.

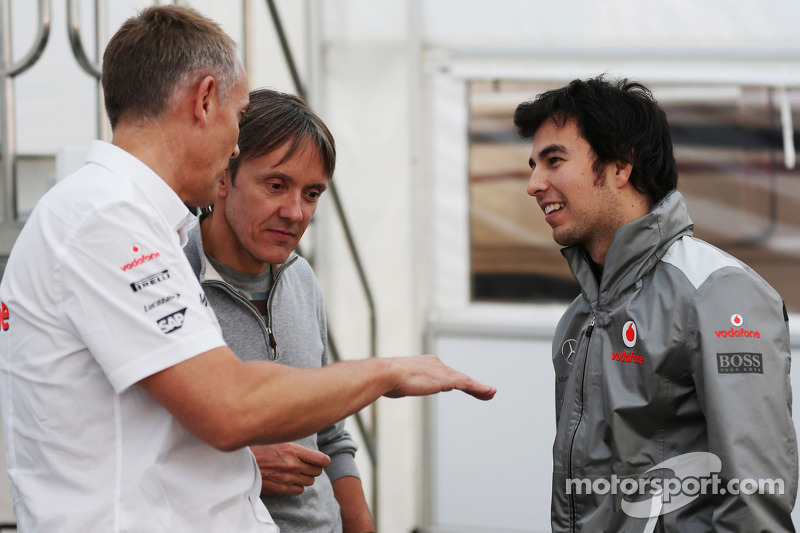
515,76,797,532
184,88,373,533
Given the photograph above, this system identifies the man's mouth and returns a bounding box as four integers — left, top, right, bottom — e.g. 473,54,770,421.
266,228,297,240
544,202,565,215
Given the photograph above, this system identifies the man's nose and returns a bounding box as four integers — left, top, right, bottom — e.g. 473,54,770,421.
527,168,547,197
280,193,304,222
231,143,241,160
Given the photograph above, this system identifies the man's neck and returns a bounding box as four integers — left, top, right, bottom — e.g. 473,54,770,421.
112,124,182,196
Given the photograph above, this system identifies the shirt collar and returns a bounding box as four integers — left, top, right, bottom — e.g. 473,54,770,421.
86,140,197,247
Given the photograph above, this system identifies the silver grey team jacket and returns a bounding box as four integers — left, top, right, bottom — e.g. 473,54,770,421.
551,191,797,532
184,222,360,533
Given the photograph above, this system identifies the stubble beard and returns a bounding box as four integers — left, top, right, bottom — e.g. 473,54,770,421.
552,170,619,254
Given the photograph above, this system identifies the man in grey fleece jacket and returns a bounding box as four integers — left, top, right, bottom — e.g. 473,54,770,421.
185,88,373,532
515,76,797,531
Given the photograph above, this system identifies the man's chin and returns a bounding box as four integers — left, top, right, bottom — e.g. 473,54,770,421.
258,247,295,266
552,231,578,248
181,186,218,209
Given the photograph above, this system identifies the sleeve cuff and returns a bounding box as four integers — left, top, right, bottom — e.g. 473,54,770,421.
325,450,360,482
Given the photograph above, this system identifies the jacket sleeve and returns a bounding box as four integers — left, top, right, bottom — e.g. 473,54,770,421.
314,285,361,482
689,267,797,532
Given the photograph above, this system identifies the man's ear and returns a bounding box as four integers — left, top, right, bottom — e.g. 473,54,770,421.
217,169,231,198
192,75,217,126
613,159,633,189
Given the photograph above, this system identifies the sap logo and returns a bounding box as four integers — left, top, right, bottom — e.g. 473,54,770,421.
0,302,8,331
717,352,763,374
157,307,187,335
131,270,171,292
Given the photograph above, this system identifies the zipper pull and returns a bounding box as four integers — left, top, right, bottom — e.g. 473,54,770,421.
267,328,277,350
586,316,596,338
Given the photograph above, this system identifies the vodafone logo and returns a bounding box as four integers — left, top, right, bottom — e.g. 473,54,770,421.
132,245,140,253
623,320,637,348
716,313,760,339
120,251,160,271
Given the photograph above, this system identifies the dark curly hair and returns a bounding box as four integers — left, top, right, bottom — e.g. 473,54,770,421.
513,76,678,206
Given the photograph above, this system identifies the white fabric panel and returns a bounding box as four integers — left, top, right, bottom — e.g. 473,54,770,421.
428,70,471,309
429,324,555,532
423,0,800,46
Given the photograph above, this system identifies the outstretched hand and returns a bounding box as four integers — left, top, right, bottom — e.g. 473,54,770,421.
383,355,496,400
250,442,332,496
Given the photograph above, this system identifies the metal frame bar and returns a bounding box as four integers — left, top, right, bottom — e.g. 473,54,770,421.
0,0,51,77
67,0,101,80
1,0,51,222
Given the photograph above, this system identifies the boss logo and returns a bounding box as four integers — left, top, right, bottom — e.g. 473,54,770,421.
717,352,763,374
157,307,187,335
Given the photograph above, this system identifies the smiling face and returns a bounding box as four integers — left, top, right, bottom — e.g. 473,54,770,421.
526,117,626,265
209,139,328,274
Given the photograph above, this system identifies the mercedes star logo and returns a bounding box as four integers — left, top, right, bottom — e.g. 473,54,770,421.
561,339,577,365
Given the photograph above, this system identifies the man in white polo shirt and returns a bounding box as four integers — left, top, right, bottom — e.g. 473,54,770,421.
0,6,495,533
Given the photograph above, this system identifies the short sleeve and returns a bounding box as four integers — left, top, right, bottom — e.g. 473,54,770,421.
58,202,226,392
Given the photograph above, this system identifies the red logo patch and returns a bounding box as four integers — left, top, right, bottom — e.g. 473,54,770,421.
0,302,9,331
623,320,637,348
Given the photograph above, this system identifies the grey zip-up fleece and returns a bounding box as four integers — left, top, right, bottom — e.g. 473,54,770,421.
551,191,797,532
184,222,360,533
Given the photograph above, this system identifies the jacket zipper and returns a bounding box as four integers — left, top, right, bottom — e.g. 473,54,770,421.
202,255,298,361
568,315,595,532
264,257,297,359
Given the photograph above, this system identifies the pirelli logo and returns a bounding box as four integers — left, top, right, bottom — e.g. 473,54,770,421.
130,270,170,292
717,352,763,374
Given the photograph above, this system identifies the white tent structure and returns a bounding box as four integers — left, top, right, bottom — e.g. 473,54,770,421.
3,1,800,531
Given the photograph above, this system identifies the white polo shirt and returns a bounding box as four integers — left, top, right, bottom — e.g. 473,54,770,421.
0,141,277,532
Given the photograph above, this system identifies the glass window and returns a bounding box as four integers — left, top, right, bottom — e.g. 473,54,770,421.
469,80,800,311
